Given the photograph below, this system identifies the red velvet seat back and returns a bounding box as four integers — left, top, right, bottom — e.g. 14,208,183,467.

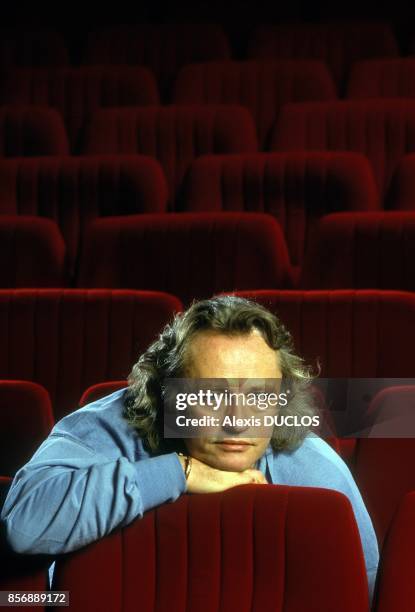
182,152,379,269
0,216,66,287
0,381,53,476
0,156,168,272
79,381,127,407
248,22,398,92
0,107,69,157
301,212,415,291
385,153,415,210
2,67,159,152
348,59,415,99
272,100,415,198
0,290,182,418
0,28,69,68
354,387,415,543
374,492,415,612
84,106,258,206
234,290,415,377
53,485,369,612
83,24,230,99
173,60,336,148
77,213,293,304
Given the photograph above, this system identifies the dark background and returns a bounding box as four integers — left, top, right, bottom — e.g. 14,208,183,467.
3,0,415,61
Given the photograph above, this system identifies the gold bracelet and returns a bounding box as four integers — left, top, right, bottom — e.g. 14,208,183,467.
178,452,192,481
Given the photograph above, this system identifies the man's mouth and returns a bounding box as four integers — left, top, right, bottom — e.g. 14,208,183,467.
214,439,254,451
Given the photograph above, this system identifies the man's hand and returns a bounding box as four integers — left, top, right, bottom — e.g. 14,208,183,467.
178,455,267,493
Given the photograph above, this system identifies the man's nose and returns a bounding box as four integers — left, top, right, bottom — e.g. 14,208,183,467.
221,397,250,434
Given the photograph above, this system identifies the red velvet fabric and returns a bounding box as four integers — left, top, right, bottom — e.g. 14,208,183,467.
301,212,415,291
83,24,230,99
0,290,181,418
0,156,168,272
79,381,127,407
173,60,336,148
0,107,69,157
386,153,415,210
0,380,53,476
348,59,415,99
2,67,159,152
53,485,369,612
272,100,415,197
84,106,258,206
0,216,66,287
374,492,415,612
77,212,293,303
354,387,415,544
247,22,398,92
0,28,69,68
182,152,379,269
233,290,415,377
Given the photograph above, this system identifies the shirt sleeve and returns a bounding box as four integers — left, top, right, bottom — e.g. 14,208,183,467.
332,466,379,604
270,438,380,605
0,432,186,555
305,440,380,604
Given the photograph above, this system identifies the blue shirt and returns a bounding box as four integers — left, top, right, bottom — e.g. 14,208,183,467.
1,389,379,599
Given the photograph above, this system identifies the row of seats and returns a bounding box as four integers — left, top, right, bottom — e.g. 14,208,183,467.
0,289,413,417
0,23,399,86
1,150,415,249
2,480,414,611
4,98,415,196
0,152,381,268
3,211,415,291
44,490,415,612
1,61,336,149
5,60,415,151
1,367,414,543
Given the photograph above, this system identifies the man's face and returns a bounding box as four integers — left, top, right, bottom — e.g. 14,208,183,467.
183,329,281,472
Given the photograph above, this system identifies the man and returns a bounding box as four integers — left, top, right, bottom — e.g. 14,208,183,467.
1,295,379,598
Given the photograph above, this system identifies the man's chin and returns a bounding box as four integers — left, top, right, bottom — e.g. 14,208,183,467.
210,454,255,473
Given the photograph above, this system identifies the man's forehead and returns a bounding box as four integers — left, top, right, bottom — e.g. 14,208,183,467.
185,330,281,378
188,328,270,349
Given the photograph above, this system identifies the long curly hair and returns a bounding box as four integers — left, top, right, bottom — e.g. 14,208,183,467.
124,295,316,454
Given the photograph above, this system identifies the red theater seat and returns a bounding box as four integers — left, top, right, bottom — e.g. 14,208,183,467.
182,152,379,271
301,212,415,291
0,28,69,68
248,22,398,92
0,156,168,272
353,387,415,544
77,213,293,303
79,381,127,407
0,290,181,419
233,290,415,378
52,485,369,612
84,106,258,207
0,107,69,157
272,100,415,198
0,216,66,287
0,381,53,476
374,492,415,611
173,60,336,148
348,58,415,99
83,24,230,99
2,67,159,152
386,154,415,210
